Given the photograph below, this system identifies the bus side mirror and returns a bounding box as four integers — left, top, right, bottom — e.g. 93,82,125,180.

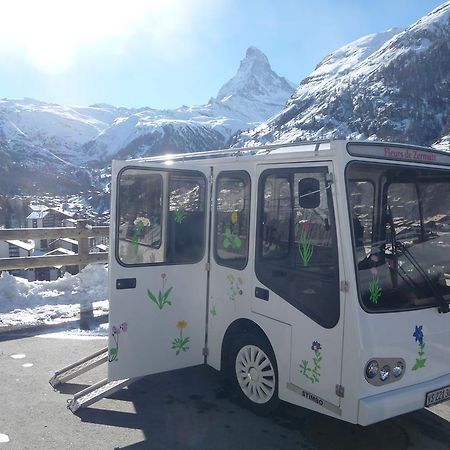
298,178,320,209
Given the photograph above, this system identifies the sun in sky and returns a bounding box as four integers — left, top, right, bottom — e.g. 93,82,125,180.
0,0,218,74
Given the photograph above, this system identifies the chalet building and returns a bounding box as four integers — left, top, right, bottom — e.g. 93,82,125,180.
0,239,35,280
26,207,74,251
33,248,78,281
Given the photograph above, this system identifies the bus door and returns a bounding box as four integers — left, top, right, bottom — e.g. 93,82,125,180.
108,161,211,381
252,162,346,408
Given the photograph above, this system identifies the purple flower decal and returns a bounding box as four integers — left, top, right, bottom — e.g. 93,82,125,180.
311,341,322,352
370,255,379,262
413,325,424,345
112,326,119,335
120,322,128,333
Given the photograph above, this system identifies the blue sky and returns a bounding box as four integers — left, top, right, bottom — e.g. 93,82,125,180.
0,1,445,109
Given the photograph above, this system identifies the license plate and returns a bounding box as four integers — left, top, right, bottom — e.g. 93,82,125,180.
425,385,450,407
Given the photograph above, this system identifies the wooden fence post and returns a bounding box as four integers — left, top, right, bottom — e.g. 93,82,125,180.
77,220,93,330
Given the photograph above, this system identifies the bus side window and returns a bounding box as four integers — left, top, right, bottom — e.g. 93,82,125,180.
214,171,251,270
167,173,207,264
256,168,340,328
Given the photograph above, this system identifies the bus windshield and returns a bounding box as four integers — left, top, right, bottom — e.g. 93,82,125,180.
346,162,450,313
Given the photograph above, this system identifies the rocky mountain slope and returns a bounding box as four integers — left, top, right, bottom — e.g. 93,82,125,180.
237,2,450,150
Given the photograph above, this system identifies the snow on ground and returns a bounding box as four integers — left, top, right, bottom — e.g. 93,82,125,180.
0,264,109,330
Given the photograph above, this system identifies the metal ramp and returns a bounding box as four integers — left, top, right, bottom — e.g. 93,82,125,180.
50,346,135,413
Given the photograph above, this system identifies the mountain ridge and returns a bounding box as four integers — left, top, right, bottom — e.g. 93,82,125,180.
236,2,450,150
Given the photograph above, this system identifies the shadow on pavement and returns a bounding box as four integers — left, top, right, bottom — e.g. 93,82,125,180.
71,366,450,450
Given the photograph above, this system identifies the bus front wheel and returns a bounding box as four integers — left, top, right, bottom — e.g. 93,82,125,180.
229,333,280,415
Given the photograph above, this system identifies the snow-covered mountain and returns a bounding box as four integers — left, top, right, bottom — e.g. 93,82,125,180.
0,99,129,164
237,2,450,150
0,47,294,193
81,47,295,162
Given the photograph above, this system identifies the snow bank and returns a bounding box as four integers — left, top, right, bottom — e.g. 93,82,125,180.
0,264,109,329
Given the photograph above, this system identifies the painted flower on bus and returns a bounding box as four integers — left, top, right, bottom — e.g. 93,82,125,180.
223,227,242,250
108,322,128,363
299,340,323,384
174,207,187,224
298,222,313,267
412,325,426,371
132,216,150,252
172,320,190,355
368,255,382,304
147,273,173,310
227,273,243,302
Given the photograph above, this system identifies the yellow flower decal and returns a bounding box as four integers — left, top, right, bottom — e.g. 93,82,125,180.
172,320,190,355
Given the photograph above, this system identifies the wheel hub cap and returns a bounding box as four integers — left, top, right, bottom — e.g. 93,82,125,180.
235,344,276,404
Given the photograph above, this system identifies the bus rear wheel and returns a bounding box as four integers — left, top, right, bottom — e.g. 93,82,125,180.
229,334,279,415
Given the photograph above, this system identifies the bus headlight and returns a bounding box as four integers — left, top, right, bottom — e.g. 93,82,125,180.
379,365,390,381
364,358,406,386
392,361,404,378
365,360,379,379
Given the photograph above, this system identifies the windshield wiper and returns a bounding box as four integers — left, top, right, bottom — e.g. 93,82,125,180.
395,241,449,314
385,206,449,313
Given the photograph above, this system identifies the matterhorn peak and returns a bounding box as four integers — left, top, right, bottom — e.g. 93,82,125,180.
216,47,295,107
239,46,271,70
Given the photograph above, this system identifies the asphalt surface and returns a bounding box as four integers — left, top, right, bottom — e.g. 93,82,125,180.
0,328,449,450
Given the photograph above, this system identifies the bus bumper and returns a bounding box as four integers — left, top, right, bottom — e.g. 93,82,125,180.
358,372,450,426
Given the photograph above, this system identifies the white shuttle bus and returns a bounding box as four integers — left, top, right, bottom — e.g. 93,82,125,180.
108,140,450,425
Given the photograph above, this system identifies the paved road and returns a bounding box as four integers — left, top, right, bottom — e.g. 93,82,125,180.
0,330,449,450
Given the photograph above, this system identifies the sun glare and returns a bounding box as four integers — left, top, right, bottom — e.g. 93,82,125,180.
0,0,216,74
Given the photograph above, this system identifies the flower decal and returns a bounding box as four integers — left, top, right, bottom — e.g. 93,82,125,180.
171,320,190,355
368,255,382,304
311,341,322,352
132,216,151,253
147,273,173,310
227,274,243,302
413,325,424,345
174,207,187,224
299,340,323,384
298,222,313,267
109,322,128,363
412,325,426,371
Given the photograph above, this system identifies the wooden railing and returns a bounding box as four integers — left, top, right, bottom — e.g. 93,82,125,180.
0,220,109,271
0,220,109,330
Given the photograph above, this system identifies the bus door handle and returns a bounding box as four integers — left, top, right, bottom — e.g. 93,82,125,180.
255,287,269,301
116,278,136,290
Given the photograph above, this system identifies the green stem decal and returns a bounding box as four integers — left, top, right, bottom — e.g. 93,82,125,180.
298,222,313,266
147,273,173,310
368,274,382,304
171,320,190,355
174,207,187,224
299,341,322,384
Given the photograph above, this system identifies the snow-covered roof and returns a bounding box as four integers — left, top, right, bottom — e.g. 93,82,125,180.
5,240,35,252
48,208,74,218
29,204,49,212
51,237,78,246
44,248,75,257
27,210,49,220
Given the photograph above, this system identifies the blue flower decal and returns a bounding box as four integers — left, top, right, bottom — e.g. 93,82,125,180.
311,341,322,352
413,325,424,345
